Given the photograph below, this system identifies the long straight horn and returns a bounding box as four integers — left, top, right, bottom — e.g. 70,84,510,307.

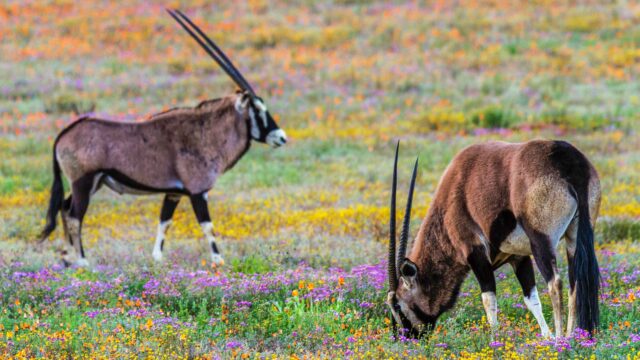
172,9,257,97
388,141,400,291
398,157,418,269
166,9,256,96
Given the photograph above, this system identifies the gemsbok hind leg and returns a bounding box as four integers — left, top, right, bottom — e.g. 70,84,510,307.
511,256,552,338
152,194,181,262
526,227,564,339
189,192,224,266
59,196,76,266
66,175,94,267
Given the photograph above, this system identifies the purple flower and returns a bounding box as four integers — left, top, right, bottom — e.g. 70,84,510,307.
631,334,640,343
359,301,373,308
489,341,504,348
226,341,242,349
435,343,448,348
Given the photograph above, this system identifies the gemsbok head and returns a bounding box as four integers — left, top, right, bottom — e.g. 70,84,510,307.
386,140,601,339
38,9,287,267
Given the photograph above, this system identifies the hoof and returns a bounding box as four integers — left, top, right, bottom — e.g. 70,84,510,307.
152,250,163,262
76,258,90,268
211,253,225,266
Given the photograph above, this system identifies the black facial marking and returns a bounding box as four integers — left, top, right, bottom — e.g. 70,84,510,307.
411,305,437,333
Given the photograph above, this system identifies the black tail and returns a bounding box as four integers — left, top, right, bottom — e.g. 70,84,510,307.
550,140,600,335
574,195,600,334
38,146,64,242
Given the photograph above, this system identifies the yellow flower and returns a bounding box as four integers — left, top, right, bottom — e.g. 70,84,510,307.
298,280,305,290
307,283,314,291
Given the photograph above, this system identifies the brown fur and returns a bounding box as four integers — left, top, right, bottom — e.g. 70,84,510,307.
55,94,250,194
392,139,601,336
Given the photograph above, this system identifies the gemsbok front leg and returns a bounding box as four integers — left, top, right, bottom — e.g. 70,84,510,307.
467,245,499,329
511,256,552,337
65,175,94,267
189,192,224,266
152,194,181,262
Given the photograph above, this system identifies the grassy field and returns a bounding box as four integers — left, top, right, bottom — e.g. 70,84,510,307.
1,1,640,358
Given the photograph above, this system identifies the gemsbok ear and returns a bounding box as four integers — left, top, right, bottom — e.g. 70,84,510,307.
400,259,418,289
234,92,251,112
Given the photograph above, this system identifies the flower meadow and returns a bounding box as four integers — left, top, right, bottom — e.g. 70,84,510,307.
1,1,640,358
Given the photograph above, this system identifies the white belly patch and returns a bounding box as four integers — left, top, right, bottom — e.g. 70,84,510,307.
103,176,154,195
499,224,531,256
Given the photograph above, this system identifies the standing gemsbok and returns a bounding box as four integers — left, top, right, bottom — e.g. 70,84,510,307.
386,140,601,339
38,9,287,267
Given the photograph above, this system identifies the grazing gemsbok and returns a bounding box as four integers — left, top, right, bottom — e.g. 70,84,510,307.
386,140,601,339
38,9,287,266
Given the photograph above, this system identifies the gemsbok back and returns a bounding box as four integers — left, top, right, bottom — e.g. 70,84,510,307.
38,9,287,267
386,140,601,339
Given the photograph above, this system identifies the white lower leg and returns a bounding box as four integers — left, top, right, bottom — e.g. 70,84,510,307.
153,220,171,262
201,222,223,265
66,218,88,267
524,287,552,338
481,291,499,328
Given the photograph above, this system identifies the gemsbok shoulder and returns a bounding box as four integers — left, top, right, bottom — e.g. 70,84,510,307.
386,140,601,339
38,9,287,267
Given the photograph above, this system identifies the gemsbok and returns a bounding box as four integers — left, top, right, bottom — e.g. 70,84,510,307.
38,9,287,267
386,140,601,339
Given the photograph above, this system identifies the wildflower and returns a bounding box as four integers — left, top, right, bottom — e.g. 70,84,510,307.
292,290,299,297
489,341,504,348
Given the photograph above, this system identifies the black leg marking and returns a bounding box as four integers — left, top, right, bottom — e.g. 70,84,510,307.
210,242,219,254
160,195,181,223
160,239,165,251
189,192,211,223
522,226,557,283
511,256,535,298
467,245,496,293
69,174,95,259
